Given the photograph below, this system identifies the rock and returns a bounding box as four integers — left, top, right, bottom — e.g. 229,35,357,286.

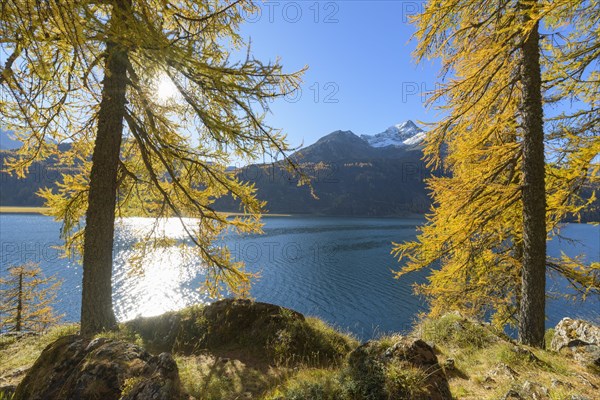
487,363,519,381
12,335,186,400
551,378,573,389
443,358,455,370
501,389,523,399
551,318,600,367
576,374,598,389
126,311,182,353
481,376,496,390
521,380,549,400
512,345,542,364
127,299,355,366
570,396,590,400
120,353,183,400
193,299,305,350
347,337,452,400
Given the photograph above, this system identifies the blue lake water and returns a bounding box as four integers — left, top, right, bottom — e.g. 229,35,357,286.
0,214,598,339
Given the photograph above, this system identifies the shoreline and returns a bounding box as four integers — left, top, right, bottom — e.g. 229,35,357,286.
0,206,424,219
0,206,294,217
0,206,50,214
0,207,596,223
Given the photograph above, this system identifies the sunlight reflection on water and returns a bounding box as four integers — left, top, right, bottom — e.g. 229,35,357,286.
111,217,212,321
1,214,596,340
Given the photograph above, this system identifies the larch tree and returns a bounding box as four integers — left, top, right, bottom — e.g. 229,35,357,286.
0,263,62,333
518,0,547,347
393,0,599,347
0,0,304,335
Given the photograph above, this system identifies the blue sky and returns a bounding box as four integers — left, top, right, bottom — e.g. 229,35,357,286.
238,0,440,149
1,1,440,152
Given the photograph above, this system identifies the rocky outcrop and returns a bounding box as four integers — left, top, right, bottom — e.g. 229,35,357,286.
12,335,186,400
521,380,550,400
551,318,600,367
127,299,355,366
488,363,519,381
346,337,452,400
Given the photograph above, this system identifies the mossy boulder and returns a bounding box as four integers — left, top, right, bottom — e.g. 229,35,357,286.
126,299,356,367
345,337,452,400
12,335,186,400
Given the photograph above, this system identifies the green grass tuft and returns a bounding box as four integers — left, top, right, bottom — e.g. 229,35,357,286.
418,313,498,349
262,369,344,400
0,324,79,378
384,360,429,399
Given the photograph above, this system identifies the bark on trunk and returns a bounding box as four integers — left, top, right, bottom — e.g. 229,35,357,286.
16,272,22,332
518,5,547,348
80,1,130,336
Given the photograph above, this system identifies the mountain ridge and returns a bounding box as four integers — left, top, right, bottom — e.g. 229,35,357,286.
360,120,425,148
214,121,434,216
2,122,597,221
291,120,425,164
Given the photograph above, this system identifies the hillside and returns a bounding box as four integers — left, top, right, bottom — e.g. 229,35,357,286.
0,121,434,216
215,122,435,216
1,122,598,220
1,301,598,399
0,149,76,207
0,130,21,151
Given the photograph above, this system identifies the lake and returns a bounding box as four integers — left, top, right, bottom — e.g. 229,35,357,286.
0,214,598,339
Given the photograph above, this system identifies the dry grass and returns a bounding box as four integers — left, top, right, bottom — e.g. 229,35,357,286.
0,325,79,387
418,314,600,400
177,353,289,400
1,313,599,400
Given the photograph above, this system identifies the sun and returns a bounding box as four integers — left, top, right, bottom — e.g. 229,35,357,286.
156,74,179,102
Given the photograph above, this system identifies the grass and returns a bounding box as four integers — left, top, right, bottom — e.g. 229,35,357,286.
94,325,145,347
0,324,79,388
172,315,358,400
384,361,429,399
417,313,500,350
262,368,344,400
545,328,556,350
176,354,286,400
1,311,599,400
415,315,600,400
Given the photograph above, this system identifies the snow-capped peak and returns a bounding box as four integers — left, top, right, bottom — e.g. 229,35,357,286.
360,120,424,148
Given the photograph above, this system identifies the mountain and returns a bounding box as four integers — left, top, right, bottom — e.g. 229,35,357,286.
291,130,379,163
0,120,435,215
215,121,434,216
360,120,425,148
292,120,425,163
0,130,21,150
1,120,598,220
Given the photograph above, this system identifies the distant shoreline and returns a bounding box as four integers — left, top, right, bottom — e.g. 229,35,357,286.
0,207,424,219
0,206,295,217
0,207,595,223
0,206,50,214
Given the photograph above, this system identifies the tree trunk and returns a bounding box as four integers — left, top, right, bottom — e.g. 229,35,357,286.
16,272,22,332
518,4,547,347
80,1,130,336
